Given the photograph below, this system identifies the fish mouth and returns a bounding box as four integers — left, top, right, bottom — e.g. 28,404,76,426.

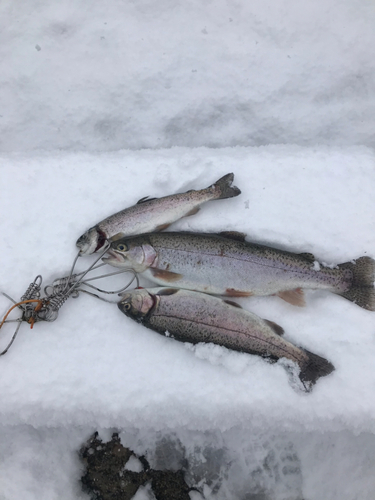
76,234,90,253
102,249,127,266
118,290,158,317
76,228,101,255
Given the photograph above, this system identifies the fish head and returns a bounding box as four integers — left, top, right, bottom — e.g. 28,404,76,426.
103,236,157,272
118,288,157,319
76,228,107,255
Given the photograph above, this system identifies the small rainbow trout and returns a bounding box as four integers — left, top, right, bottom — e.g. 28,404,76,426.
118,287,335,390
76,174,240,254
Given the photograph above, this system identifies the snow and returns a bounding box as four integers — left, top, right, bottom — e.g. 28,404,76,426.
1,150,375,498
1,0,375,152
1,0,375,498
125,456,144,473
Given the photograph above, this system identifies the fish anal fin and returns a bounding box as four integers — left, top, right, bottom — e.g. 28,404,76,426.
150,268,183,282
155,223,171,232
264,319,284,336
184,206,200,217
225,288,253,297
108,232,126,242
223,300,243,309
277,288,306,307
157,288,179,296
218,231,247,242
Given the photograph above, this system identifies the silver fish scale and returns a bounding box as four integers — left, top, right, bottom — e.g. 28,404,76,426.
147,289,309,366
96,188,218,237
148,233,352,296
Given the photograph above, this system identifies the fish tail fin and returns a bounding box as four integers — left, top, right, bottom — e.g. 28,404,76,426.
299,349,335,390
338,256,375,311
212,173,241,199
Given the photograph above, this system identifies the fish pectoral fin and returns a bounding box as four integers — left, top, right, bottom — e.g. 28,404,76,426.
150,268,183,282
155,223,172,231
137,196,158,204
223,299,243,309
108,232,126,242
184,206,200,217
157,288,179,296
263,320,284,336
218,231,247,242
277,288,306,307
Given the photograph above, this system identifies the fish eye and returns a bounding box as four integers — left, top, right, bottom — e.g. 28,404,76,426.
123,303,131,311
117,243,128,252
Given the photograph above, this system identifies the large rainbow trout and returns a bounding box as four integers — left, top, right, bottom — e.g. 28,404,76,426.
118,287,335,390
105,232,375,310
76,174,240,254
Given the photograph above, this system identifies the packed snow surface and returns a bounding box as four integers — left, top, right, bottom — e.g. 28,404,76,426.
1,0,375,151
1,148,375,498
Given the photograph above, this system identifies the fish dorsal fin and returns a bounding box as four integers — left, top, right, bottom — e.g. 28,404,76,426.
277,288,306,307
150,268,183,282
108,232,126,242
264,319,284,336
157,288,179,296
223,300,243,308
137,196,158,204
218,231,247,242
299,252,315,263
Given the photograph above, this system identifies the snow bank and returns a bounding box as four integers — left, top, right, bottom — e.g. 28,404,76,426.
1,147,374,438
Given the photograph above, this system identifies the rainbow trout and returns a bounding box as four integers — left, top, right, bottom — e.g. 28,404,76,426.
76,174,240,254
105,232,375,310
118,287,335,390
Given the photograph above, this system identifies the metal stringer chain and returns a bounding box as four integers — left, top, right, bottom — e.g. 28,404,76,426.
0,247,139,355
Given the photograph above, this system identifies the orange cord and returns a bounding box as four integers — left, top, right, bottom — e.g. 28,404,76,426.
28,300,45,329
0,299,44,330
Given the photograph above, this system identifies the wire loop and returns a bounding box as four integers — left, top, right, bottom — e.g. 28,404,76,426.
0,247,138,355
